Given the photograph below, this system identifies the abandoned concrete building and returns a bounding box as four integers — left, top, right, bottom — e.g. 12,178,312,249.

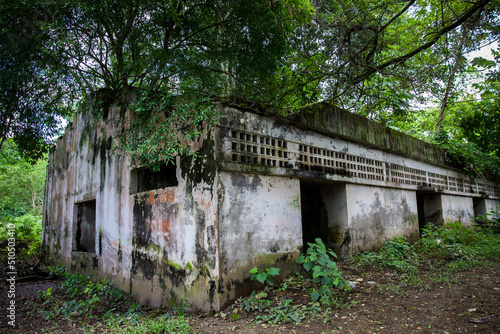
42,99,500,311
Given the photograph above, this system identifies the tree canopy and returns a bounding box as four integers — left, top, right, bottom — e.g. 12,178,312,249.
1,0,500,174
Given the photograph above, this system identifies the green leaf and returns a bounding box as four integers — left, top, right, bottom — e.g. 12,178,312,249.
303,261,313,272
268,267,280,277
256,273,267,284
311,292,320,301
249,268,259,274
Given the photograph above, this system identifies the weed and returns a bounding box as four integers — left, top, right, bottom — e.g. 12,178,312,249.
474,206,500,234
236,290,274,313
36,287,53,302
297,238,348,302
32,271,137,321
45,265,67,277
353,236,419,275
109,314,192,334
418,221,500,263
249,267,280,286
173,300,190,316
254,298,321,325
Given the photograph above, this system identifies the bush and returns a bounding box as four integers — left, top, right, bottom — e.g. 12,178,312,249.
474,206,500,234
0,214,42,258
418,221,500,260
34,271,137,320
297,238,348,303
353,236,419,275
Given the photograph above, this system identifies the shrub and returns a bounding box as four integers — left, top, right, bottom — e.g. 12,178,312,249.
354,236,419,275
297,238,348,302
418,221,500,261
0,214,42,258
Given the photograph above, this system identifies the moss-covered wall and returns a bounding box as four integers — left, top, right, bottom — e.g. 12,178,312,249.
289,103,446,165
220,99,446,166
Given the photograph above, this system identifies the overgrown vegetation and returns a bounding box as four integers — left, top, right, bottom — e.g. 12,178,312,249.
3,1,500,172
352,208,500,293
0,214,42,260
0,141,46,264
0,140,47,218
2,210,500,332
297,238,349,302
30,268,195,333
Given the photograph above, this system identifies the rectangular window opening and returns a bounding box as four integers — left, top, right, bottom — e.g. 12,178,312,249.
130,162,178,194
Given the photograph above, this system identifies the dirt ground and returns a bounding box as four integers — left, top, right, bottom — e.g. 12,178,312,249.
1,260,499,334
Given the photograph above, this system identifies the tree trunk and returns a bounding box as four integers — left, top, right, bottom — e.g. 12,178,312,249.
436,29,467,135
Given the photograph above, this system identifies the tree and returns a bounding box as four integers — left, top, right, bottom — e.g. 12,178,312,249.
3,0,499,169
36,0,312,99
262,0,496,113
0,1,75,162
459,56,500,158
0,140,47,218
1,0,313,165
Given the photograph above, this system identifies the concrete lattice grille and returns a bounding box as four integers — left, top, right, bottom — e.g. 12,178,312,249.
227,129,499,198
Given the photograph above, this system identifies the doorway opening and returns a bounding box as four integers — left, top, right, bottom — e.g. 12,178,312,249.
473,197,486,218
300,183,329,252
73,200,96,253
416,192,442,234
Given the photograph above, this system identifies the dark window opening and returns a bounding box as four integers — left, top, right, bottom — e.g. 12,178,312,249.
130,162,178,194
74,200,96,253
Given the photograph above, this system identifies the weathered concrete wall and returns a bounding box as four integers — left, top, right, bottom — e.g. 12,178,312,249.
318,183,419,256
344,184,419,253
288,103,447,165
43,104,222,311
217,171,302,305
301,183,418,257
218,105,499,199
440,195,474,226
128,158,220,310
43,105,135,293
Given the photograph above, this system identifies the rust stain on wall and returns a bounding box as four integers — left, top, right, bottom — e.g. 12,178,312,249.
198,197,211,211
158,189,175,204
148,191,156,205
161,219,171,242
